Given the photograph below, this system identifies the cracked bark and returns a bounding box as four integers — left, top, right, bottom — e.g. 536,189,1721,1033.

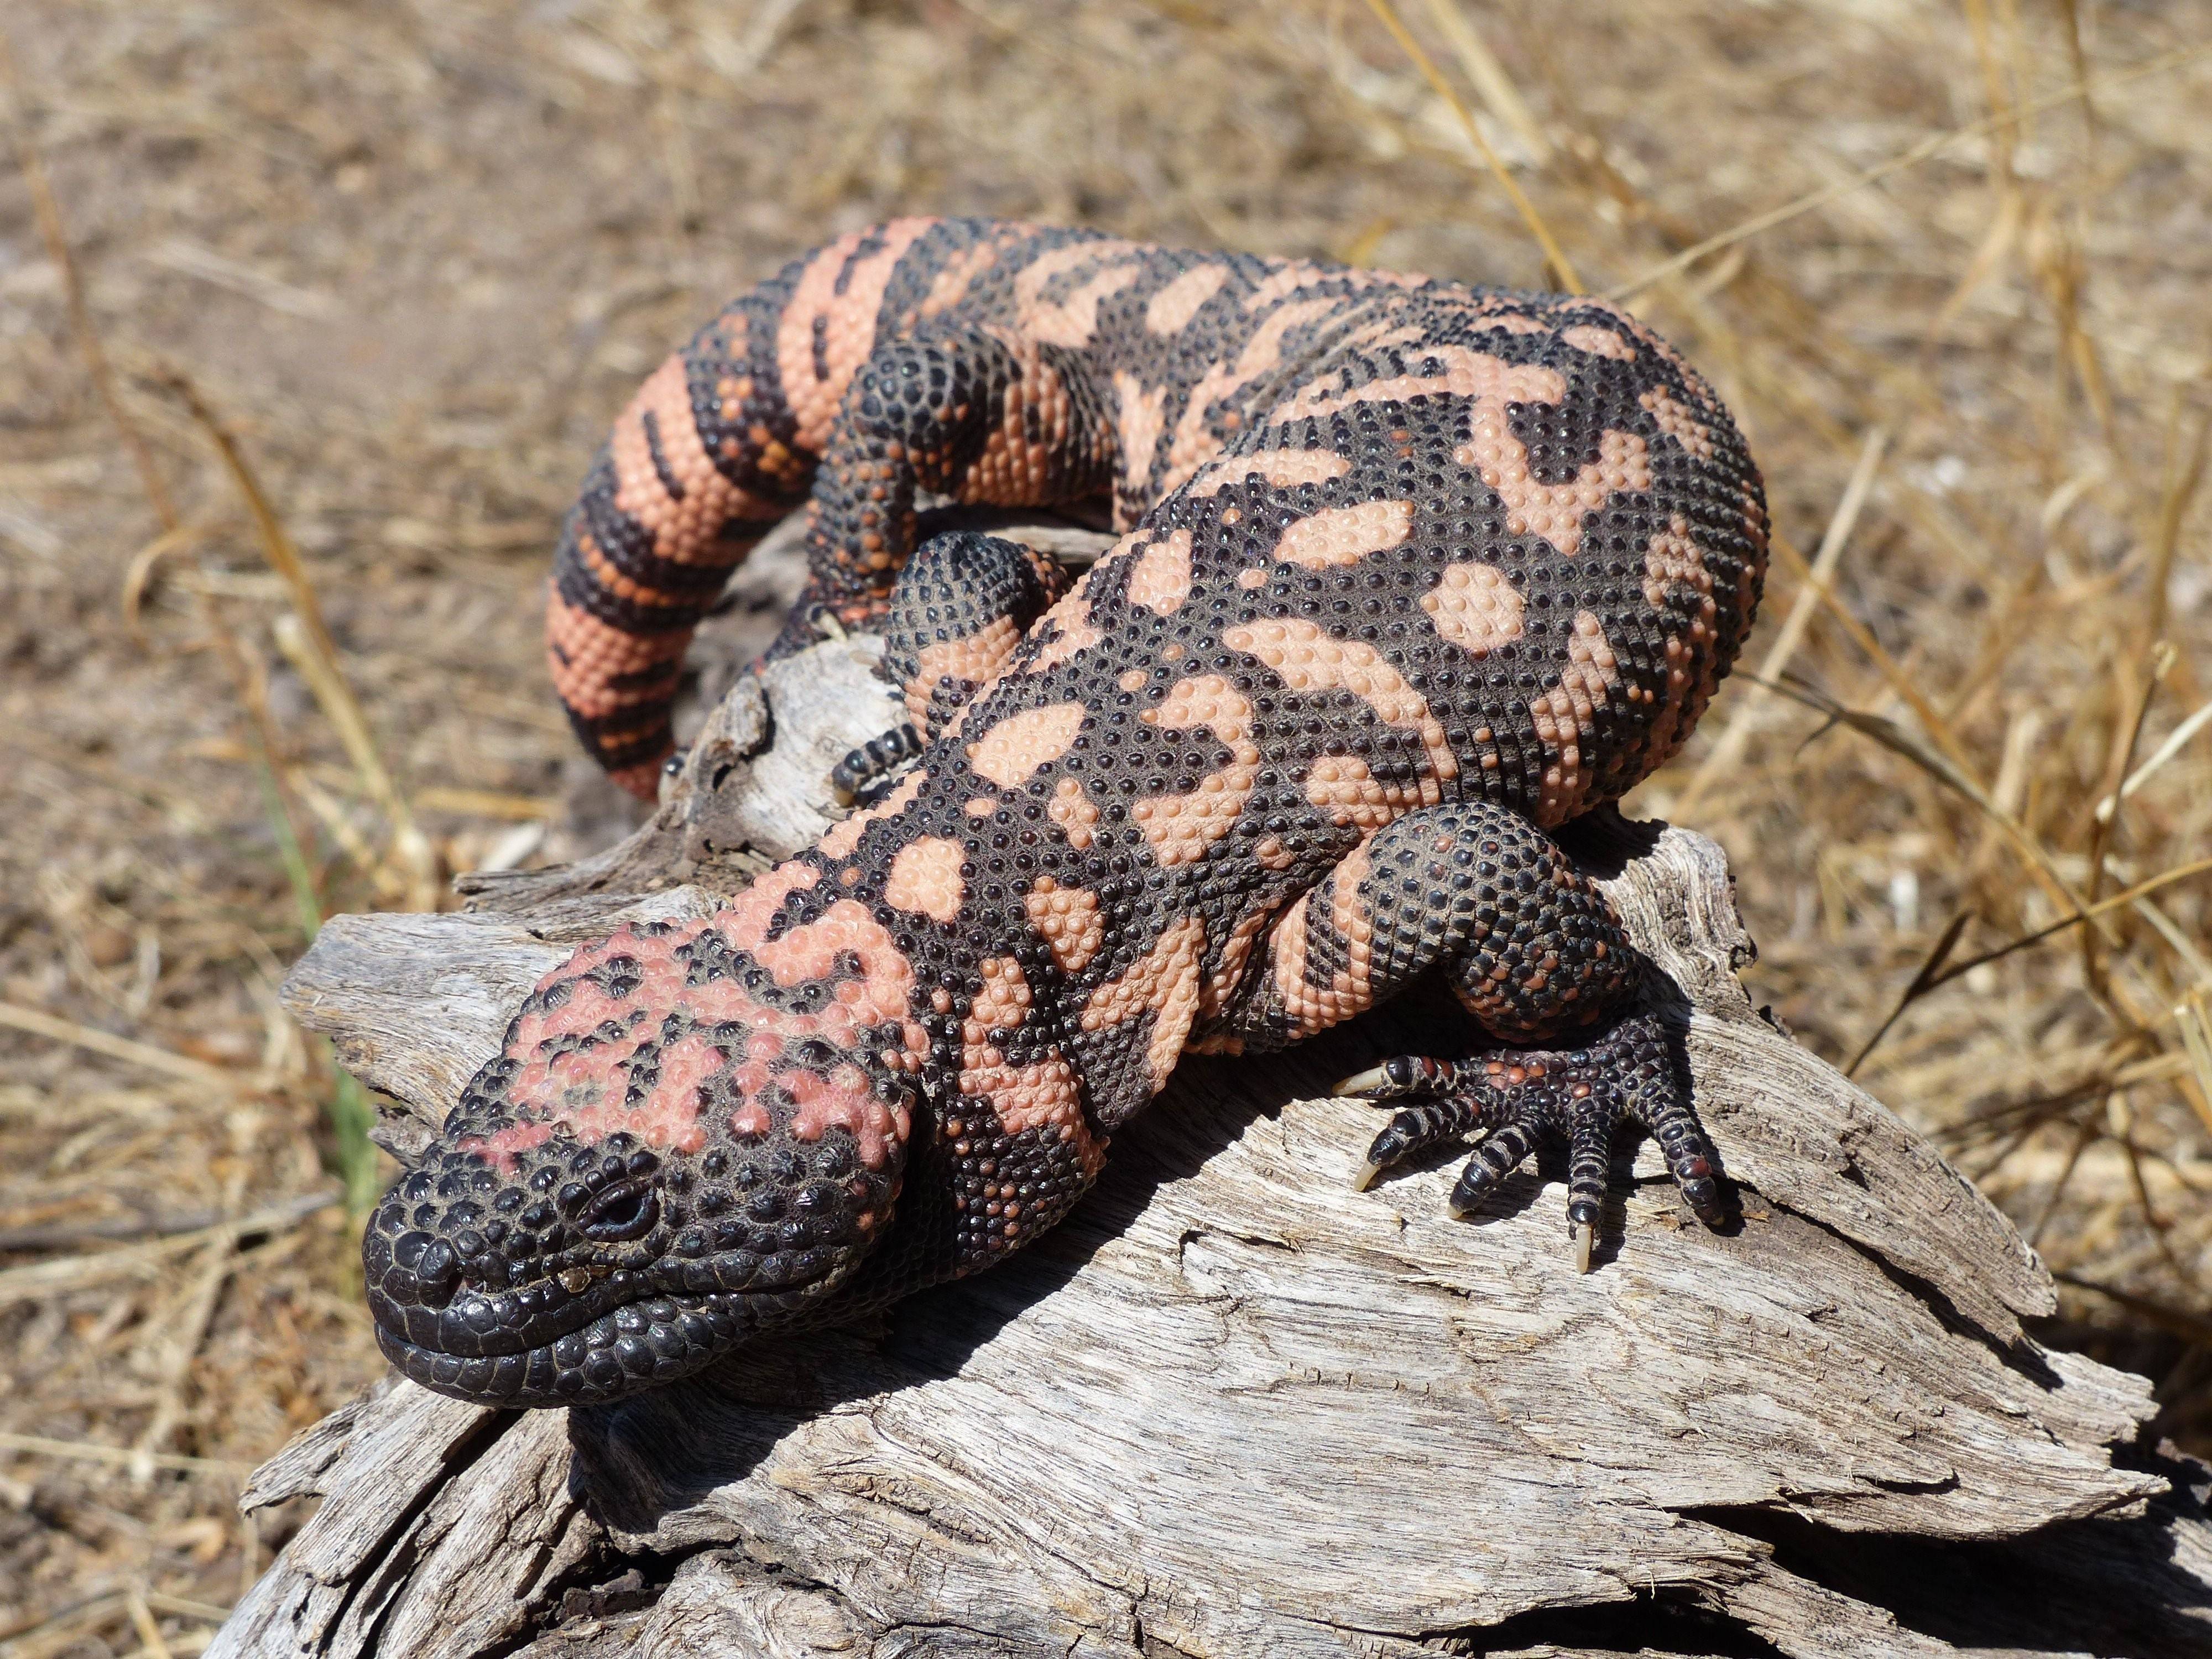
217,524,2212,1659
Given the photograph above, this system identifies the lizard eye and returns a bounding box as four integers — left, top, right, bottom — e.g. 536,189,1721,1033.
580,1180,660,1242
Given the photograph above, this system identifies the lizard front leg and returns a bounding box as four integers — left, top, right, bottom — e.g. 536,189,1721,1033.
830,529,1073,805
875,529,1071,739
1223,803,1725,1265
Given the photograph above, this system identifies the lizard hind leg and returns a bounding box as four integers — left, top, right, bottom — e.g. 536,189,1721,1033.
779,327,1105,658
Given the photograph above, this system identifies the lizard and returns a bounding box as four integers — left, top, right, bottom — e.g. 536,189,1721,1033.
364,217,1768,1406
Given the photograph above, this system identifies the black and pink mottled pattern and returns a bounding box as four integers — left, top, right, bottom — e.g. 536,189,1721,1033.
367,220,1767,1404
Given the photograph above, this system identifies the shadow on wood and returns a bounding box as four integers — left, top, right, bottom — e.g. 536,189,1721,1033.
220,575,2212,1659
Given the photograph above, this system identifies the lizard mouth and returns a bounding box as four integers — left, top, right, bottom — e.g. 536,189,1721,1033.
362,1229,865,1405
369,1281,761,1404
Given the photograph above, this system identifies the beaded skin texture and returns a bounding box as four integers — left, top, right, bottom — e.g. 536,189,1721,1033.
367,218,1768,1405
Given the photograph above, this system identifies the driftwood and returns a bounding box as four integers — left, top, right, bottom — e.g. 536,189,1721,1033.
226,553,2212,1658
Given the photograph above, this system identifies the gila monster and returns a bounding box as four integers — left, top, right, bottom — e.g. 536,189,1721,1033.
366,218,1768,1405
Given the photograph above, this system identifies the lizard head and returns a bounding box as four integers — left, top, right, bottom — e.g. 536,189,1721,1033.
363,876,928,1405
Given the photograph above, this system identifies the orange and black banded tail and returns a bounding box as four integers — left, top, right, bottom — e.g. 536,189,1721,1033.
546,274,811,797
547,218,953,798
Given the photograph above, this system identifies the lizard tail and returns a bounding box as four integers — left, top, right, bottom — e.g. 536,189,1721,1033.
545,274,811,797
546,219,946,798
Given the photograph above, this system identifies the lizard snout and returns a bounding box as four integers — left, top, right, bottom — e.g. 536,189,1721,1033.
388,1230,462,1309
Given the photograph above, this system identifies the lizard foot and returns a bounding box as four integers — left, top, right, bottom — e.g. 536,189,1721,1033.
830,722,925,806
1334,1009,1725,1271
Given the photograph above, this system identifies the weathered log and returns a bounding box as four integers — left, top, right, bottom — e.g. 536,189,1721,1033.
226,576,2212,1658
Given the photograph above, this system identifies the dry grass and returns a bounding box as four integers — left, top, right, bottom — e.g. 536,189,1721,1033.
3,0,2210,1647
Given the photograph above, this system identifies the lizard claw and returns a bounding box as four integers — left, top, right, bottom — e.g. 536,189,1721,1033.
1333,1056,1449,1098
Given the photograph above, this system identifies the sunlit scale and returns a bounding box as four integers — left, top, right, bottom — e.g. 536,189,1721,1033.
370,218,1766,1405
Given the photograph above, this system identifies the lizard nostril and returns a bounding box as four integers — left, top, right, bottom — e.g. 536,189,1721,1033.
580,1180,660,1243
413,1238,461,1308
